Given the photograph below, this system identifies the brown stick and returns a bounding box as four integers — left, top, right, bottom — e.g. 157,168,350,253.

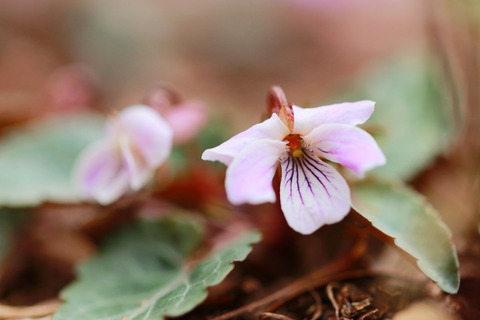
259,312,295,320
210,235,367,320
0,299,60,319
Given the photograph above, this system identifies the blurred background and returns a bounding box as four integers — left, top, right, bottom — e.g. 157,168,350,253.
0,0,479,317
0,0,448,127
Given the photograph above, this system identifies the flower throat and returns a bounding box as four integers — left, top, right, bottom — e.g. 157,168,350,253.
283,134,304,158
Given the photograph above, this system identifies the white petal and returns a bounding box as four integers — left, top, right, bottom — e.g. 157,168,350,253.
279,152,351,234
118,135,153,190
293,101,375,135
94,169,130,205
304,123,386,177
225,139,286,205
73,140,130,205
115,104,173,167
202,114,289,165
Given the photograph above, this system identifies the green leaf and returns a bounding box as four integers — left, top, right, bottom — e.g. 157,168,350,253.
351,180,459,293
54,219,261,320
0,114,104,207
169,146,189,175
340,52,452,180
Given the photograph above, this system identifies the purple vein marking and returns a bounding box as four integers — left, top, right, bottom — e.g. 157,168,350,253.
297,157,315,197
283,156,294,200
319,147,333,154
293,158,304,205
283,151,338,204
299,156,331,198
283,156,294,185
303,153,336,187
303,157,334,180
304,152,328,168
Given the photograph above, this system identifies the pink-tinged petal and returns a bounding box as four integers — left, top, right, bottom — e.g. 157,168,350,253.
114,104,173,168
225,139,287,205
74,141,129,205
293,101,375,135
163,100,208,144
202,114,289,165
304,123,386,177
279,152,351,234
118,135,153,190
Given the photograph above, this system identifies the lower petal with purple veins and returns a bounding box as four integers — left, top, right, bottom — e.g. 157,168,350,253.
279,151,351,234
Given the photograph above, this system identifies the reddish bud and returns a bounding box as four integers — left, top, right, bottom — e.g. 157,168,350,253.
267,86,294,131
142,84,182,111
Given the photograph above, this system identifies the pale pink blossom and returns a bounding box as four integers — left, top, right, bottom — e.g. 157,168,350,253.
202,87,385,234
74,105,172,205
143,85,207,144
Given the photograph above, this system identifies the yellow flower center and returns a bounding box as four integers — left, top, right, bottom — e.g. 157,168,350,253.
283,134,304,158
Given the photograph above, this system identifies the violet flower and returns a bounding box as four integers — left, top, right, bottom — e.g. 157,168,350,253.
74,105,173,205
202,87,385,234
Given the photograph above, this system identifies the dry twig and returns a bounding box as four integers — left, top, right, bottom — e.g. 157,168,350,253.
259,312,296,320
0,300,60,319
210,235,367,320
